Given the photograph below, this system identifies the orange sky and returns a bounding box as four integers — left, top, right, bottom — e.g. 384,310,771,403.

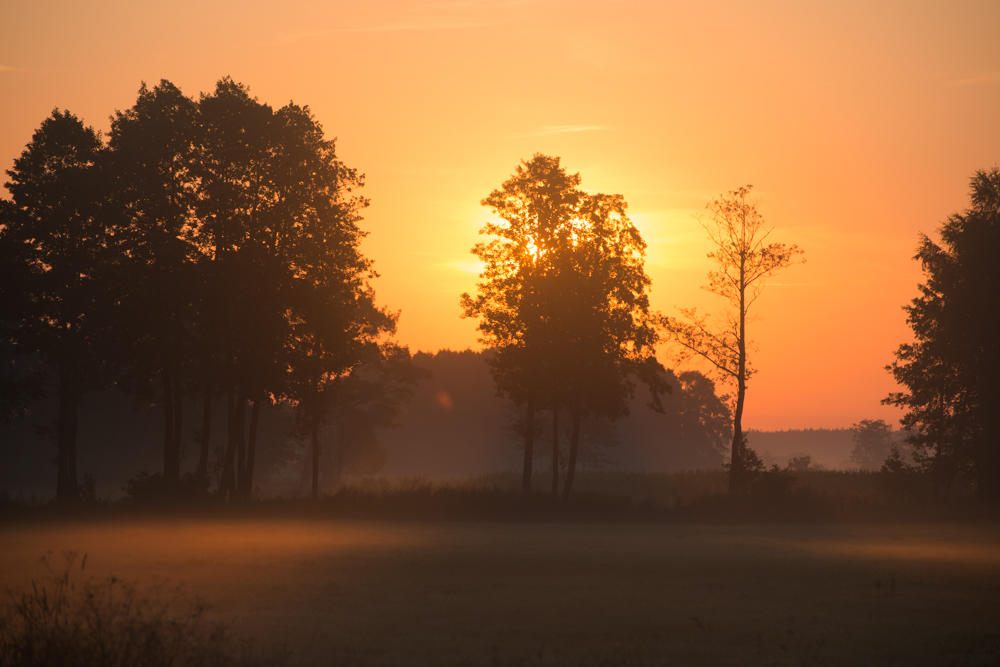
2,1,999,430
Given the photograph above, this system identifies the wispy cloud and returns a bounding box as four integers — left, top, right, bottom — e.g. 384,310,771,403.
0,65,14,71
266,20,486,46
439,260,484,274
265,0,534,47
950,72,1000,87
517,124,607,137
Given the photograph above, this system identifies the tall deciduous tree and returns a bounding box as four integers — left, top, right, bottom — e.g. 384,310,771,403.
0,110,107,501
555,192,668,496
462,154,582,494
662,185,803,490
194,77,279,500
462,154,667,496
884,167,1000,499
107,80,201,488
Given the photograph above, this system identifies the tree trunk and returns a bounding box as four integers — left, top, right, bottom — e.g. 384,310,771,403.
981,425,1000,500
55,361,79,502
197,378,212,485
167,317,184,487
234,388,247,497
551,407,559,497
243,397,261,502
311,418,320,502
220,388,237,499
172,356,183,482
563,404,581,497
522,396,534,494
730,378,746,490
163,366,178,485
68,388,78,493
730,267,748,491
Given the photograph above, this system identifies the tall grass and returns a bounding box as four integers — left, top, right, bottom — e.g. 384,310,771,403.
317,469,993,522
3,469,993,523
0,552,284,667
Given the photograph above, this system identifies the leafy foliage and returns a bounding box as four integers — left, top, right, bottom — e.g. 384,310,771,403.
1,79,412,503
462,154,666,495
885,167,1000,498
0,110,108,501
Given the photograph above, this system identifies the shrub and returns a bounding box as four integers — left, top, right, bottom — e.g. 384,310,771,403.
0,552,282,667
122,472,214,507
878,444,925,501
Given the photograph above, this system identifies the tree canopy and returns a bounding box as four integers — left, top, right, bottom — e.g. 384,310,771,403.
462,154,667,495
0,79,412,502
1,109,107,501
885,167,1000,498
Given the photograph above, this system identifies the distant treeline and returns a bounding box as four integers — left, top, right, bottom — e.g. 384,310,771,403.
744,429,853,470
4,346,889,500
1,349,741,499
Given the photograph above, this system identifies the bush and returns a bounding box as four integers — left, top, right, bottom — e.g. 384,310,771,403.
0,552,283,667
878,444,925,501
122,472,214,507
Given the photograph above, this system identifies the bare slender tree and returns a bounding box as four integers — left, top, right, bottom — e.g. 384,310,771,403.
662,185,803,489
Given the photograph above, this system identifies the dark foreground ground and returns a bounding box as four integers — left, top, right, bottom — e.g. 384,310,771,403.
1,519,998,666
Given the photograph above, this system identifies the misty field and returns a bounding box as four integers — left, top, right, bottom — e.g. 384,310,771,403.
2,520,998,666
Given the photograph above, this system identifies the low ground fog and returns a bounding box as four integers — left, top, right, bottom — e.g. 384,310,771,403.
2,520,998,665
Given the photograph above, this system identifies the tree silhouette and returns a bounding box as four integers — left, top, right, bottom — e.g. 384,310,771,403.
0,110,108,501
0,79,414,503
285,301,398,501
193,78,280,500
462,154,582,493
462,154,666,496
673,371,732,470
191,78,382,500
662,185,803,490
554,192,668,496
301,342,426,490
885,167,1000,499
848,419,897,471
106,80,201,488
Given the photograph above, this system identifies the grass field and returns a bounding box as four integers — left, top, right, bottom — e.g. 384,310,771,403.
2,519,998,665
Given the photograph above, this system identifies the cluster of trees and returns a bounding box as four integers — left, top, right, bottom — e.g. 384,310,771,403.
0,79,418,502
886,168,1000,499
461,158,807,494
462,155,668,496
6,80,991,504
